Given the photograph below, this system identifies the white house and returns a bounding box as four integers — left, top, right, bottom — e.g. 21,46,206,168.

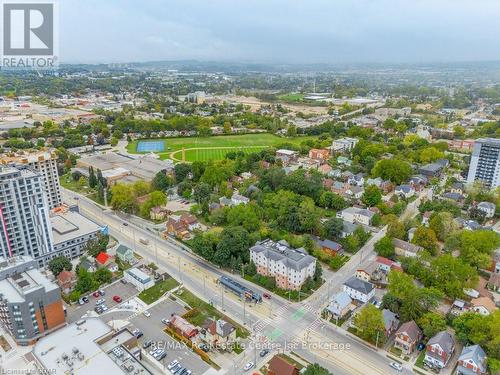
331,137,359,152
125,268,155,291
343,276,375,303
395,185,415,199
337,207,374,226
477,201,496,218
231,193,250,206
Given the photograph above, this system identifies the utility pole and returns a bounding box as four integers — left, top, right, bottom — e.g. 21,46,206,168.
243,299,246,325
154,240,158,265
178,256,182,282
375,330,380,349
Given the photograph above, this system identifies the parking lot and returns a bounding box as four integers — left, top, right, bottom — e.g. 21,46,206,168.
65,279,139,323
129,298,211,375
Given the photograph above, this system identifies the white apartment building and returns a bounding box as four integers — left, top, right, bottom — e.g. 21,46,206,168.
331,137,359,152
0,150,62,209
467,138,500,189
0,167,54,267
250,239,316,291
337,207,374,226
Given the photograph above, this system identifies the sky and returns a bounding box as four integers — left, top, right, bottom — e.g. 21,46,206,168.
60,0,500,64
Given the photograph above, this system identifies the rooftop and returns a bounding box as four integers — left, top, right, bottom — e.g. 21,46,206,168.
51,211,102,245
250,239,316,271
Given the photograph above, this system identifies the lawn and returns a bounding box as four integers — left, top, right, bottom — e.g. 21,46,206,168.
415,350,426,369
174,288,249,338
60,173,95,195
277,93,305,102
127,133,316,162
138,277,179,305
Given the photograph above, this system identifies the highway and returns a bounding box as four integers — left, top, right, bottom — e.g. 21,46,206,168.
62,188,414,375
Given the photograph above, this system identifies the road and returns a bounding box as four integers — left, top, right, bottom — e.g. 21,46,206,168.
62,187,417,375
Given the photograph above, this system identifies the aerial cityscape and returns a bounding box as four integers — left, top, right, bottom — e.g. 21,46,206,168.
0,1,500,375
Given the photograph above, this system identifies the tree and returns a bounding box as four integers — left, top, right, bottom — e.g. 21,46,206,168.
88,167,97,188
384,214,406,239
452,312,493,347
110,183,137,213
412,226,438,255
322,217,344,241
429,212,457,242
192,233,216,261
319,191,346,210
174,163,192,183
94,267,112,284
48,256,72,277
214,227,250,266
177,180,193,198
152,171,173,191
374,236,395,258
430,255,478,299
298,198,321,233
303,364,332,375
362,185,382,207
353,304,385,344
132,181,150,196
227,204,260,232
193,182,212,204
454,230,500,269
372,159,412,185
418,312,447,338
140,191,167,218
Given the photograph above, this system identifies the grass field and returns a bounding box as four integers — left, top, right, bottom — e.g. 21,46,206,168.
278,93,305,102
127,133,315,162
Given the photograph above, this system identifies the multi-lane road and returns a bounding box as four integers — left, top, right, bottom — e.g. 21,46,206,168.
62,188,416,375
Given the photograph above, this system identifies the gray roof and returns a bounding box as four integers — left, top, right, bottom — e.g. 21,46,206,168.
393,238,423,254
344,276,374,295
327,291,352,316
396,184,413,193
427,331,454,355
250,239,316,272
396,320,422,341
478,201,495,210
383,309,400,331
116,244,132,256
442,192,464,201
317,239,342,251
458,345,487,374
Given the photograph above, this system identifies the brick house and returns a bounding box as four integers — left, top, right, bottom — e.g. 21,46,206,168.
456,345,487,375
268,355,299,375
424,331,455,369
394,320,422,355
200,318,236,351
309,148,330,161
57,270,76,294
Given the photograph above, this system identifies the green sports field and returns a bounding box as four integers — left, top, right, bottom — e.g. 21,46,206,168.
127,133,315,162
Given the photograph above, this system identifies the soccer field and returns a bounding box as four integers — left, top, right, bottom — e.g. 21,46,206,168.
127,133,315,162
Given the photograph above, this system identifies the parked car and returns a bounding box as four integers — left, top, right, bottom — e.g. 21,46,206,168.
98,289,105,296
132,329,143,338
96,298,105,305
92,291,100,298
143,340,153,349
174,366,185,374
259,349,270,357
263,293,271,299
244,362,254,371
161,318,170,325
168,360,179,370
143,310,151,318
113,295,122,303
389,362,403,372
120,279,127,284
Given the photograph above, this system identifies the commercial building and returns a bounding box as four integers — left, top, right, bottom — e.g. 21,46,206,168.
250,239,316,290
75,153,174,184
0,167,53,266
124,268,154,291
51,208,102,261
0,150,62,209
0,256,65,345
467,138,500,189
33,318,151,375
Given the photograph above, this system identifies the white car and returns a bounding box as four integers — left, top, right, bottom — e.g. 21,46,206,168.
389,362,403,372
167,360,179,370
143,310,151,318
96,298,105,305
243,362,254,371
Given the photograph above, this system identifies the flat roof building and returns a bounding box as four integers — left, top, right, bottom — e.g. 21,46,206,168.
467,138,500,189
0,256,65,345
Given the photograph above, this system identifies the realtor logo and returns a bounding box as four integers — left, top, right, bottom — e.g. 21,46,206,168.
1,0,58,69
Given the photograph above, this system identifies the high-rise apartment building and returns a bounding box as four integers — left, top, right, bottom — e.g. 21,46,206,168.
0,150,62,209
0,256,65,345
467,138,500,189
0,167,54,266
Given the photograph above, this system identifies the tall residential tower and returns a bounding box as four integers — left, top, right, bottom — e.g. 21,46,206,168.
467,138,500,189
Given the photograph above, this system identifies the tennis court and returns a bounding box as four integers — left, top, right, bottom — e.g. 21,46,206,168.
136,140,165,152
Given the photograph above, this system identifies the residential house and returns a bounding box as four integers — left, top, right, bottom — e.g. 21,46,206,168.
231,193,250,206
383,309,400,336
79,258,96,273
488,273,500,292
366,177,383,188
395,185,415,199
340,221,359,238
309,148,330,161
331,137,359,152
450,182,465,195
106,262,119,273
471,297,497,316
276,149,299,165
95,252,112,268
393,238,423,258
345,185,364,200
355,265,376,283
57,270,76,294
419,159,449,177
394,320,422,355
315,238,343,256
456,345,488,375
376,256,402,273
337,207,375,226
337,156,352,166
150,206,170,221
343,276,375,303
115,245,136,264
268,355,300,375
422,211,432,226
169,314,198,340
442,192,465,204
331,181,349,195
326,291,353,320
348,173,365,187
477,202,496,218
317,163,332,175
200,318,236,350
409,175,428,190
424,331,455,369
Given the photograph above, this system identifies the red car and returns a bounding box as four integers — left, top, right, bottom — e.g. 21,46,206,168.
92,291,100,298
113,295,122,303
263,293,271,299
